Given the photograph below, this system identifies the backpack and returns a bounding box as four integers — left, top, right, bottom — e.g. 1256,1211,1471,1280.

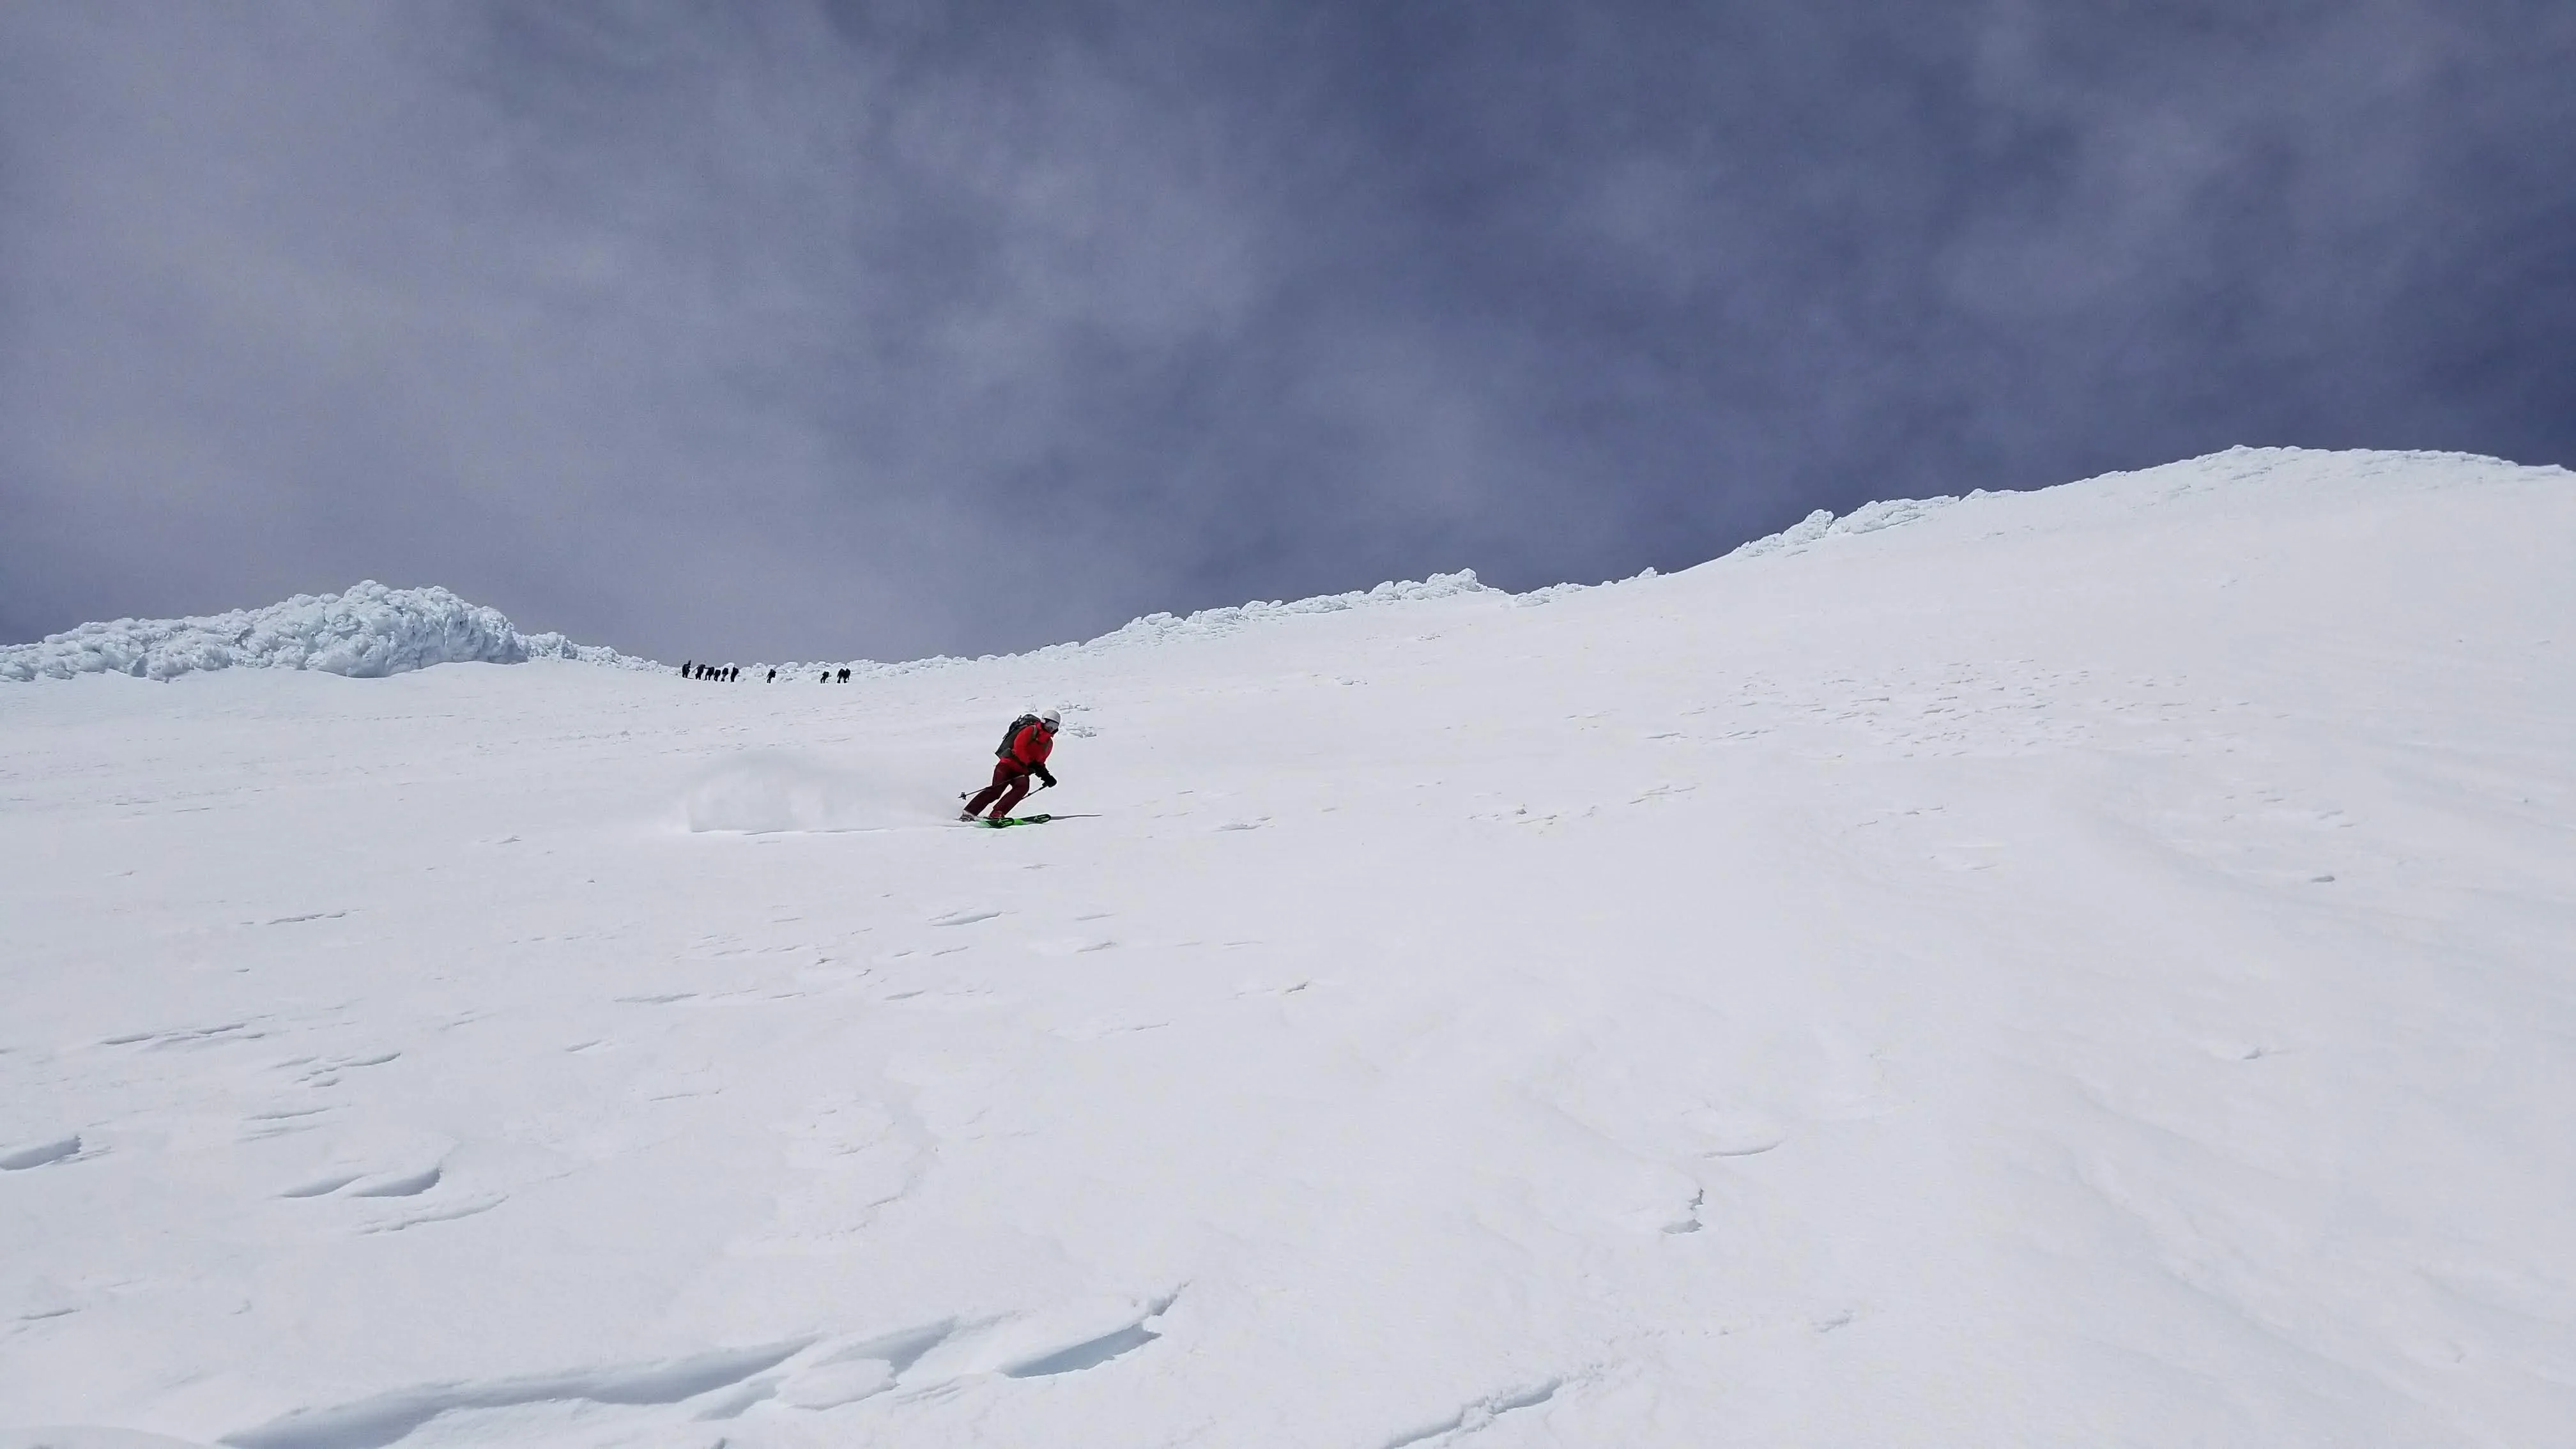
995,713,1041,759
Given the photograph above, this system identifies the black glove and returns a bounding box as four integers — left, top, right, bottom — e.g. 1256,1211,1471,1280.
1035,767,1058,789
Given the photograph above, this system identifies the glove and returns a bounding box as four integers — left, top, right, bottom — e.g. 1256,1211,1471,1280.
1035,767,1058,789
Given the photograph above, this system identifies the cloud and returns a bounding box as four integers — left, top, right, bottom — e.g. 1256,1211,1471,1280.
3,1,2569,660
0,3,1282,657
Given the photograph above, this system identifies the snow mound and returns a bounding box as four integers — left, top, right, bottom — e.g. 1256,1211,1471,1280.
1729,494,1985,560
1070,569,1494,648
1511,566,1660,607
1,582,650,683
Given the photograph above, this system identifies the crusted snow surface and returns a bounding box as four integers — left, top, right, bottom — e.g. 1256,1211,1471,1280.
3,445,2573,1448
0,581,652,683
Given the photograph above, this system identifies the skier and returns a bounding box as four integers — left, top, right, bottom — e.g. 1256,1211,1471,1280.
962,709,1061,822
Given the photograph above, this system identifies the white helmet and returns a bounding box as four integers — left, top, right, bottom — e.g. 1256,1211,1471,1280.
1039,709,1061,727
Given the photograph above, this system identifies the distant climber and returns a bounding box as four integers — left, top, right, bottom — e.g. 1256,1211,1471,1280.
682,660,694,678
838,666,852,684
962,709,1061,822
766,668,776,684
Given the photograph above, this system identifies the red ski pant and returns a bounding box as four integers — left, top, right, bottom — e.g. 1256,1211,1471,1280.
965,762,1032,820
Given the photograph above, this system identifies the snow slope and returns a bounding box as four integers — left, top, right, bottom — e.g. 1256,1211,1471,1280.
0,581,651,683
3,447,2572,1448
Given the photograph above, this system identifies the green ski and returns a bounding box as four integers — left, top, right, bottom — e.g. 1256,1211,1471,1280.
965,813,1098,828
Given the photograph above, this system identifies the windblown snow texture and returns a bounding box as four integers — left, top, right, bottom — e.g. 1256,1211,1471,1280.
0,581,651,682
3,447,2572,1448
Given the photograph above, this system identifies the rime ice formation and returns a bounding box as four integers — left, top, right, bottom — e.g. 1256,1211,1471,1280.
0,581,650,682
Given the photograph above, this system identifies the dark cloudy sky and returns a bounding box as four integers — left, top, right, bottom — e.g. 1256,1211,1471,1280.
3,2,2570,662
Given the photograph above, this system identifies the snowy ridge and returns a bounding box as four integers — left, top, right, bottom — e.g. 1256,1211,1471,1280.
0,581,654,683
1070,568,1494,647
771,569,1500,681
1723,444,2568,562
15,448,2560,686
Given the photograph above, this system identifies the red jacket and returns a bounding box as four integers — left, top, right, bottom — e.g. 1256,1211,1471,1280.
1006,722,1054,770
